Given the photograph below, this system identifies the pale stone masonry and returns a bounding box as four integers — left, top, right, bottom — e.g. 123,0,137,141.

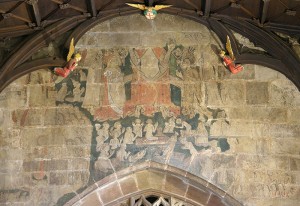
0,14,300,206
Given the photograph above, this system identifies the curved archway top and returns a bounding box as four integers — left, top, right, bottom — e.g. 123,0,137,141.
65,161,242,206
0,7,300,92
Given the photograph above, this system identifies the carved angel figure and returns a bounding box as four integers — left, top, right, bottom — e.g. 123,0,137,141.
219,36,243,74
54,38,81,78
126,3,172,19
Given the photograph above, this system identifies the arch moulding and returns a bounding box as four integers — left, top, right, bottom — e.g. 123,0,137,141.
65,161,242,206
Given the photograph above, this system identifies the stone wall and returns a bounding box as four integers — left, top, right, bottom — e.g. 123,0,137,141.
0,14,300,206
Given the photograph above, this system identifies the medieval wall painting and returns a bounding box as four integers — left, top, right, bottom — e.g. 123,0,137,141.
55,39,231,194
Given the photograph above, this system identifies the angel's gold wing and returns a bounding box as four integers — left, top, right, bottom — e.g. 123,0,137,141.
126,3,146,10
225,35,235,61
67,38,75,62
154,4,172,10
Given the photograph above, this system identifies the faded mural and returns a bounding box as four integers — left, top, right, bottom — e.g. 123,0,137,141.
1,14,300,206
55,39,231,188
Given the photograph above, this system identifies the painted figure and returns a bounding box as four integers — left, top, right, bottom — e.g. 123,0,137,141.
116,144,131,161
97,143,115,159
219,36,243,74
179,54,203,107
95,52,126,120
163,116,176,134
65,79,85,102
123,127,137,144
54,38,81,78
219,51,243,74
126,3,172,19
56,83,68,102
143,119,158,140
132,119,144,137
54,53,81,77
123,40,181,116
109,122,124,149
95,122,110,145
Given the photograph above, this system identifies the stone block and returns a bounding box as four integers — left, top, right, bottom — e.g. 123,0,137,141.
246,82,269,105
255,138,271,155
164,174,188,196
81,191,102,206
136,170,165,190
250,107,287,123
153,14,185,32
251,123,270,138
0,148,23,160
267,108,288,123
65,146,90,158
68,158,89,170
9,74,28,87
221,120,253,137
87,33,100,46
236,155,289,170
0,174,13,189
177,32,211,46
269,78,300,107
255,65,278,81
28,85,47,107
82,84,102,107
0,188,30,203
226,107,252,120
231,137,257,154
288,108,300,124
68,171,89,186
269,124,300,138
185,185,209,205
12,109,43,127
219,81,245,106
64,126,92,145
0,160,22,173
21,127,66,147
140,32,176,47
0,87,27,109
207,194,226,206
44,159,69,171
270,138,300,155
49,172,68,185
205,81,224,106
22,160,40,172
98,182,122,204
27,69,54,85
110,14,153,32
79,49,103,69
44,107,91,126
290,158,300,171
245,199,300,206
27,146,62,159
94,33,141,48
84,33,109,47
119,175,138,195
219,65,255,80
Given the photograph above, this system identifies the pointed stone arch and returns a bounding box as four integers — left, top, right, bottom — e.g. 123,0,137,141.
65,162,241,206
